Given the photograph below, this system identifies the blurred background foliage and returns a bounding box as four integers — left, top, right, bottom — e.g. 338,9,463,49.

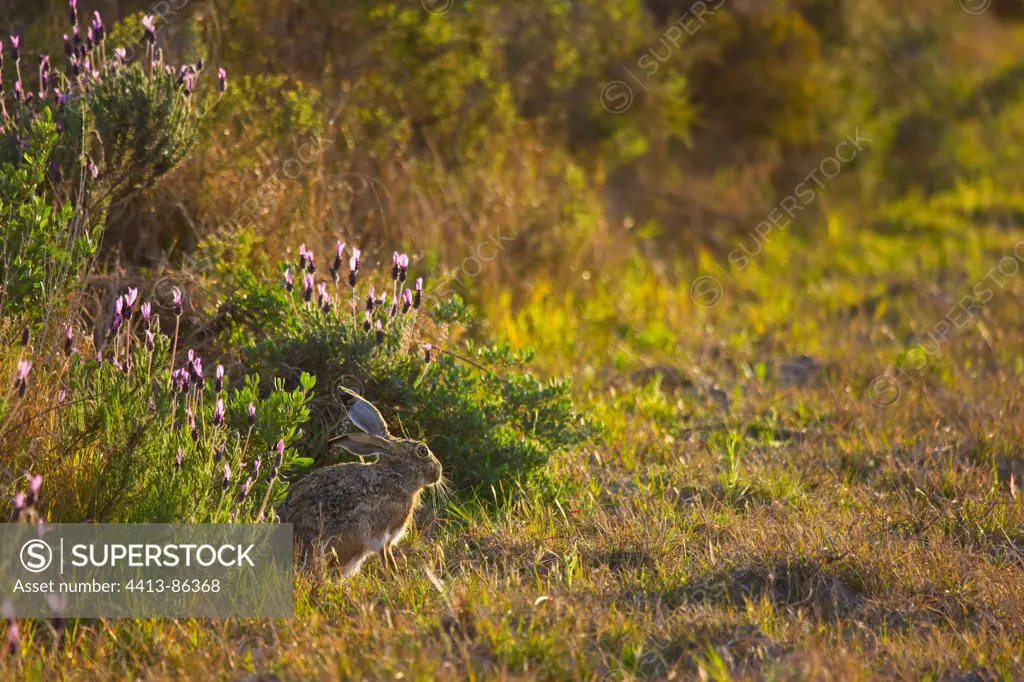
4,0,1024,298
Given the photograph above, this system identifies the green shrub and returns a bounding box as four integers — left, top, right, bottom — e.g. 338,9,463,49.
0,112,96,323
217,247,598,496
1,304,314,524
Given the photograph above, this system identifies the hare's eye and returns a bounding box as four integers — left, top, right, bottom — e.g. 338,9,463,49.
416,445,429,458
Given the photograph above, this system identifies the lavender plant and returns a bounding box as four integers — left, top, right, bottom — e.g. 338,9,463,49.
1,289,313,524
0,6,219,213
219,242,597,496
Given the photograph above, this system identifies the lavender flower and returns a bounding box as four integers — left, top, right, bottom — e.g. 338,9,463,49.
366,285,376,312
140,302,152,324
348,248,361,287
402,288,413,314
64,34,72,58
298,244,308,270
110,299,122,334
63,324,73,356
392,252,409,281
272,439,285,476
124,288,138,318
318,283,331,314
28,474,42,500
69,0,78,27
172,287,183,316
190,356,204,386
142,15,156,44
171,368,189,392
186,407,198,441
248,403,257,426
306,249,316,275
239,476,254,500
284,267,294,292
375,319,385,345
91,11,104,43
145,330,155,351
424,343,433,363
222,463,231,490
303,274,314,303
175,448,183,471
215,365,225,392
7,619,19,655
212,399,225,427
217,67,227,93
414,277,423,309
332,241,345,273
9,35,19,61
13,493,26,511
363,311,372,332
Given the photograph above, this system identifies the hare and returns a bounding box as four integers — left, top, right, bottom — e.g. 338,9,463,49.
277,386,443,576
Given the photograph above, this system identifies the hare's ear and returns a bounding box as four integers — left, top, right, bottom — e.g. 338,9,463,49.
338,386,390,438
329,433,392,456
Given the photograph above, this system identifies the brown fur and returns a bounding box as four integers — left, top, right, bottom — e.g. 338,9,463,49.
278,439,442,575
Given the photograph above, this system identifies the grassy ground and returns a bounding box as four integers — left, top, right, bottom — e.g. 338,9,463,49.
6,205,1024,680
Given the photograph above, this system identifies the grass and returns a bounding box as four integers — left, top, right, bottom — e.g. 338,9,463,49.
2,197,1022,680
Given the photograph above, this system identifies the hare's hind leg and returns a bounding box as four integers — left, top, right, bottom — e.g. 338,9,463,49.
385,545,400,573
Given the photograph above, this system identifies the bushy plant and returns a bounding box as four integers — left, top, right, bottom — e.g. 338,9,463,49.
0,112,95,323
0,292,314,524
0,9,218,240
217,243,598,495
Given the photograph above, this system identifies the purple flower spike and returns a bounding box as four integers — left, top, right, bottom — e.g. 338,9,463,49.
92,11,104,43
398,253,409,282
142,15,156,44
284,267,294,292
366,285,376,312
140,302,152,323
175,448,183,471
303,273,314,303
273,439,285,474
248,403,257,426
298,244,308,270
69,0,78,26
392,252,401,281
28,474,42,497
145,330,155,351
14,493,26,511
402,288,413,313
306,249,316,275
318,283,331,314
212,399,225,427
375,319,385,345
215,364,225,392
171,287,183,316
124,287,138,312
222,463,231,490
414,277,423,309
114,47,126,63
64,323,74,355
10,35,20,61
217,67,227,93
191,357,203,382
363,311,372,332
64,34,72,58
424,343,433,363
